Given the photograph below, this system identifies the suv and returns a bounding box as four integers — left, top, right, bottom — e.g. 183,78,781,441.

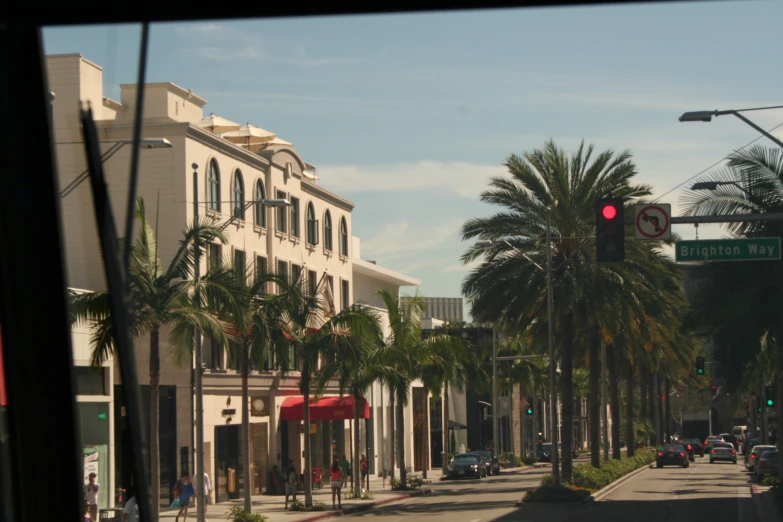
680,438,704,458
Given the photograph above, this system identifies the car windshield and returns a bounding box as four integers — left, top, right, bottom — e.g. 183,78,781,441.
540,444,552,450
761,451,779,459
453,455,479,462
684,439,701,444
470,451,492,459
660,445,685,451
714,443,733,449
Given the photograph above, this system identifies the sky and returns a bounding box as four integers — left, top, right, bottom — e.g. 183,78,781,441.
42,1,783,318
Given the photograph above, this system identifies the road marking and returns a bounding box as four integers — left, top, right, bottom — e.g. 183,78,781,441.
468,519,481,522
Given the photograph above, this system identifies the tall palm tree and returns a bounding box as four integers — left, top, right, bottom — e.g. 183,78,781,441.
461,140,651,482
69,197,239,519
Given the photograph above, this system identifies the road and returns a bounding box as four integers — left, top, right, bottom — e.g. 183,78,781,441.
343,455,760,522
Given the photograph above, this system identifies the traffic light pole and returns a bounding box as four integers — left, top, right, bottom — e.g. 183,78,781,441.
546,211,559,486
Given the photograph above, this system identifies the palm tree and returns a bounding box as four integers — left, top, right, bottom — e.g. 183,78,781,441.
69,197,239,519
461,140,651,482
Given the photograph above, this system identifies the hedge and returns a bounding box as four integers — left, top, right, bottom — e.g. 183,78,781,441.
537,449,656,494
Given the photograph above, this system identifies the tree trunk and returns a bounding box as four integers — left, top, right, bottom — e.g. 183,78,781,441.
647,372,655,444
560,312,575,483
664,376,671,444
640,369,647,422
626,364,635,457
242,340,252,512
302,362,313,507
389,392,395,480
396,391,407,488
656,375,664,444
607,344,621,460
149,328,160,522
353,389,361,498
442,384,449,475
589,331,601,468
421,385,429,479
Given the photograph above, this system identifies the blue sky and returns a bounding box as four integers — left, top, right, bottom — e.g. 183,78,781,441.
43,1,783,317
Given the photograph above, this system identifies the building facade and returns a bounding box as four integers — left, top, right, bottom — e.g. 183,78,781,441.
47,53,425,507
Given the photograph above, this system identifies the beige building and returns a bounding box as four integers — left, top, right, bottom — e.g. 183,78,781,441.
48,53,426,507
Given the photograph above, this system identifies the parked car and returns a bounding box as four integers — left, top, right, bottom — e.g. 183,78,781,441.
467,451,500,476
656,444,690,468
447,453,486,479
746,445,777,473
742,437,760,456
756,449,779,481
709,442,737,464
536,442,561,462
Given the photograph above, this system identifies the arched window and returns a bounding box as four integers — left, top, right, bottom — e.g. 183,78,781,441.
232,169,245,220
207,159,221,212
306,203,318,246
254,180,266,227
324,210,333,251
340,217,348,256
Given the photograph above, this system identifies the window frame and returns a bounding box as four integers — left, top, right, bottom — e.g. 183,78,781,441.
207,159,221,213
276,190,288,233
254,180,266,228
306,203,319,246
290,196,301,238
232,169,245,220
339,217,349,256
324,210,333,251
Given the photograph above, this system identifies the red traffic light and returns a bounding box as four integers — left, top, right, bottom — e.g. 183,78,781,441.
601,204,618,220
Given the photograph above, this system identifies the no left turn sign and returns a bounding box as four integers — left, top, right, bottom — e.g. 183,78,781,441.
634,204,671,240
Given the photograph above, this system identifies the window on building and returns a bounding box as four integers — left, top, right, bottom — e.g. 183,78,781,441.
340,217,348,256
276,190,287,233
255,255,267,290
232,170,245,220
324,211,333,251
306,203,319,246
308,270,318,297
207,159,221,212
208,243,222,271
254,180,266,227
233,249,246,282
341,279,350,310
73,366,106,395
290,197,300,238
277,259,289,285
291,264,302,288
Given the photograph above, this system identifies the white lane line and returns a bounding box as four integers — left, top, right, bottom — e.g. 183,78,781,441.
468,519,481,522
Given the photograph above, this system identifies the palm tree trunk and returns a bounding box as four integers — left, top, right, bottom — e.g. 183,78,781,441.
589,332,601,468
242,340,252,512
640,370,647,423
389,392,395,480
607,344,621,460
149,328,161,521
421,385,429,479
302,363,313,507
626,365,635,457
353,389,361,498
664,376,671,444
396,391,407,488
560,312,575,483
442,384,449,475
647,372,655,444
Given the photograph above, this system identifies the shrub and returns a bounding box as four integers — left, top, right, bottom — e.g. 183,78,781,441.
570,451,656,492
523,484,591,503
225,506,268,522
499,452,523,467
288,500,326,512
762,475,780,487
390,474,424,491
521,455,536,466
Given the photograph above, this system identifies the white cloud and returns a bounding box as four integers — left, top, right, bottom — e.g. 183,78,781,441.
442,259,482,273
360,217,465,262
319,161,507,199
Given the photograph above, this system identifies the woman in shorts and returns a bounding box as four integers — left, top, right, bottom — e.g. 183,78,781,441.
330,459,343,510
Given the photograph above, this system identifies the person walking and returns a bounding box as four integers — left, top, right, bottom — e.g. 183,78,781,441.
201,472,212,513
330,459,344,510
360,454,369,492
83,472,100,520
339,454,351,490
174,474,196,522
121,485,139,522
283,459,298,510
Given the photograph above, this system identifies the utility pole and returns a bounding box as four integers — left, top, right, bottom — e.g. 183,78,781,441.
492,327,499,456
193,165,206,522
601,340,609,462
546,211,559,485
653,374,661,445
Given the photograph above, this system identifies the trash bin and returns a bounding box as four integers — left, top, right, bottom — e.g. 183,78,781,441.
99,508,123,522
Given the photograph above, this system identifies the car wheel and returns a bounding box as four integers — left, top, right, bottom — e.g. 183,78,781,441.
710,459,714,463
657,463,663,468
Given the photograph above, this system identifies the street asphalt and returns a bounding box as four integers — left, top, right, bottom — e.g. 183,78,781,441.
340,454,762,522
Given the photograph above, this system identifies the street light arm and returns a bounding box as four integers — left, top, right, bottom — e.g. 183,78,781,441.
730,111,783,149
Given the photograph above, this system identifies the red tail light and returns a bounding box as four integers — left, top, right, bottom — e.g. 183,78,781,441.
751,454,756,459
687,445,692,450
679,452,685,457
657,452,663,457
711,449,716,453
731,450,736,454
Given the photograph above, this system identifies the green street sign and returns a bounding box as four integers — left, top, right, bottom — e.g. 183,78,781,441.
675,238,781,262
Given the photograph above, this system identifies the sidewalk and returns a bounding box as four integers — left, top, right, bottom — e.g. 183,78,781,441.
751,484,779,522
161,466,533,522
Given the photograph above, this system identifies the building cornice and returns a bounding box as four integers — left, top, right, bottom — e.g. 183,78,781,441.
301,181,355,212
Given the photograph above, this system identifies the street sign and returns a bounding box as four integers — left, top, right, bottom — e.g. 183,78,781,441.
675,237,781,262
635,204,671,240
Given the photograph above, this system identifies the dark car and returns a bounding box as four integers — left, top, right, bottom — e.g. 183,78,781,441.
468,451,500,476
680,438,702,458
536,442,561,462
743,438,761,456
447,453,485,479
720,433,740,450
656,444,690,468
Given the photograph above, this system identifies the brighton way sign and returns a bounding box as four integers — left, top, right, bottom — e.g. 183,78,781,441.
675,237,781,262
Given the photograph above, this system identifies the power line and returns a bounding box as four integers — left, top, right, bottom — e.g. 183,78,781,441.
653,121,783,203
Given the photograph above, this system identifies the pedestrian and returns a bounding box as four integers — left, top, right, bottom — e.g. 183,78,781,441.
121,485,139,522
283,458,298,510
200,472,212,513
330,459,343,510
83,472,100,520
83,500,93,522
360,454,369,492
174,474,195,522
339,454,351,489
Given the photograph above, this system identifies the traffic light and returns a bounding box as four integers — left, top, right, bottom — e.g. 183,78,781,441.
765,385,775,408
596,197,625,262
526,399,534,416
710,384,717,396
696,356,705,375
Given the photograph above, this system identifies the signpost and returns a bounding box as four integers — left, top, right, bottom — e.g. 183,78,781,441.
675,238,781,262
635,204,671,240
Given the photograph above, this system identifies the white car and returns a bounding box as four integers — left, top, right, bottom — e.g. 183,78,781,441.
709,442,737,464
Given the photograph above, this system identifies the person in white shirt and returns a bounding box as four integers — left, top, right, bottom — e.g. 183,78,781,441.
121,485,138,522
83,473,100,520
202,472,212,512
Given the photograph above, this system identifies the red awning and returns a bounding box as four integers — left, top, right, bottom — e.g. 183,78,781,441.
280,395,369,422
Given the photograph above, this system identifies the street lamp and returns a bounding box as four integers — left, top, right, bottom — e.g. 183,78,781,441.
60,138,173,197
678,105,783,149
474,210,559,485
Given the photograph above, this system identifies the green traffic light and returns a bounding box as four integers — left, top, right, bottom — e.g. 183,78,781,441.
98,412,107,420
697,369,704,374
526,409,533,415
767,400,774,406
